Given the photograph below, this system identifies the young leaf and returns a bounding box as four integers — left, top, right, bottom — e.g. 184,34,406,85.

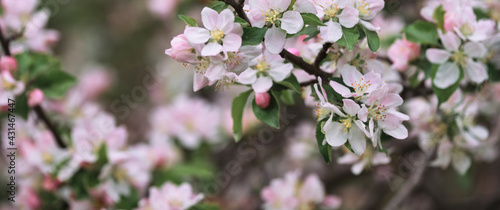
231,90,253,142
362,26,380,52
276,89,295,105
15,93,29,120
336,26,360,50
405,20,438,45
210,1,228,13
301,13,326,26
235,16,249,27
179,14,198,27
433,5,445,31
252,91,280,129
242,27,268,46
316,118,332,163
276,74,301,93
31,70,77,99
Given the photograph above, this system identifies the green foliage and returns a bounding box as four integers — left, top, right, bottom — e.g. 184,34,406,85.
189,203,221,210
235,16,249,27
433,5,446,31
114,188,140,209
151,162,214,187
316,118,332,163
276,74,301,93
14,93,29,120
209,1,228,13
252,91,280,129
336,26,360,50
430,64,464,105
68,144,109,199
405,20,439,45
362,26,380,52
276,89,295,105
14,52,77,100
301,13,326,26
242,27,268,46
231,90,253,142
179,14,198,27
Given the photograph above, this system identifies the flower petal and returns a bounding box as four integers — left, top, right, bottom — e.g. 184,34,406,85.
357,104,368,122
193,73,209,92
452,150,471,175
264,26,287,54
463,42,487,58
237,69,258,84
324,121,348,147
330,81,352,97
341,64,363,88
351,161,365,175
252,76,273,93
338,6,359,28
342,99,360,116
201,42,223,56
320,20,343,42
204,63,226,81
433,62,460,89
280,11,304,34
383,124,408,139
440,31,461,51
425,49,451,64
465,59,488,84
219,9,235,33
268,63,293,81
360,20,379,31
222,33,242,52
348,127,366,156
184,27,210,44
201,7,219,30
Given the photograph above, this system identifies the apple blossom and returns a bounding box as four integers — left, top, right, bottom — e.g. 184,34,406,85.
387,38,421,71
247,0,304,54
426,31,488,88
337,149,390,175
0,56,17,72
184,8,242,57
312,0,359,42
28,88,44,107
237,51,293,93
330,64,383,99
138,182,204,210
0,71,25,107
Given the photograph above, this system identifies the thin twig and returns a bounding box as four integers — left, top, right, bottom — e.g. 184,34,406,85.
280,49,331,83
383,152,431,210
0,27,66,148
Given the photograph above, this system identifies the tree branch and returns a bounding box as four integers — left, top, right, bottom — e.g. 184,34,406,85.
0,27,67,148
221,0,251,25
280,49,331,83
313,42,332,68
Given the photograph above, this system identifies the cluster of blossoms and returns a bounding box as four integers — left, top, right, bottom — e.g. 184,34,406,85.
314,65,409,156
261,170,341,210
405,90,496,175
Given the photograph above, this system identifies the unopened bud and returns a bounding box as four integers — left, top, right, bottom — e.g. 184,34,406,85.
0,56,17,72
255,92,271,109
28,89,44,107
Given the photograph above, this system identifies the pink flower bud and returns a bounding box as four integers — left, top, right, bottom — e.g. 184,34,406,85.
43,175,61,191
0,56,17,72
28,89,44,107
322,195,342,209
287,48,300,57
255,92,271,109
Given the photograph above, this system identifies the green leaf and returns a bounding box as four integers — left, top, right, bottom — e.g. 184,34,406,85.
235,16,249,27
210,1,228,13
405,20,438,45
231,90,252,142
242,27,267,46
189,203,221,210
15,93,29,120
362,26,380,52
473,8,490,20
301,13,326,26
179,14,198,27
276,89,295,105
114,188,140,209
252,91,280,129
433,5,445,31
431,64,464,105
31,70,77,99
336,26,360,50
276,74,301,93
287,25,319,39
316,118,332,163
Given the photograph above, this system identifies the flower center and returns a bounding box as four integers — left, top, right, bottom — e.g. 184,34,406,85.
264,8,280,25
1,76,15,90
256,59,270,72
460,23,475,37
340,118,352,133
351,78,371,94
357,0,371,16
323,3,340,19
42,152,53,164
451,50,467,67
210,29,225,42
